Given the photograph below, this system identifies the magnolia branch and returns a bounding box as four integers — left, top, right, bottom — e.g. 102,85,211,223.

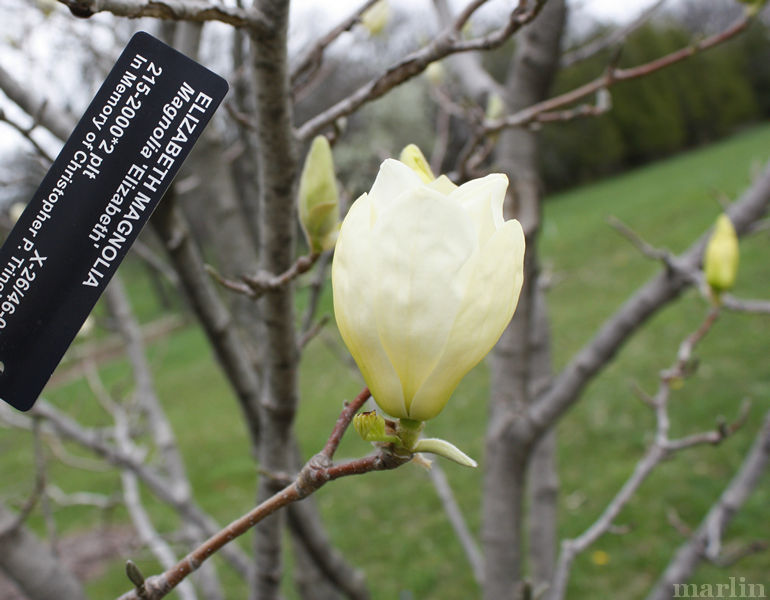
0,399,251,578
296,0,546,141
0,62,75,140
427,463,484,585
116,388,412,600
646,410,770,600
55,0,268,31
206,252,320,299
0,421,47,538
560,0,666,68
609,216,770,315
547,308,750,600
457,13,750,174
529,159,770,436
0,107,55,163
290,0,379,95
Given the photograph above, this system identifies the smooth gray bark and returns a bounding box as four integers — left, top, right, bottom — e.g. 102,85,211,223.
249,1,299,598
151,195,262,445
483,1,566,598
0,502,87,600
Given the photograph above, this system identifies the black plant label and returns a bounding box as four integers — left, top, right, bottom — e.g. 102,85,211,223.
0,32,228,411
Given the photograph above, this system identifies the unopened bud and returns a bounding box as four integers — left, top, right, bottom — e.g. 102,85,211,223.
704,213,739,299
361,0,390,36
485,93,505,122
353,411,399,444
298,136,340,253
425,61,446,87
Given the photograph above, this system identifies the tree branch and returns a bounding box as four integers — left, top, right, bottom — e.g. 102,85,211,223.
55,0,268,31
427,462,484,585
0,62,76,140
151,195,262,446
115,388,410,600
296,0,545,141
548,308,751,600
646,410,770,600
529,159,770,437
207,252,320,299
499,13,748,134
0,107,55,163
291,0,379,95
560,0,666,68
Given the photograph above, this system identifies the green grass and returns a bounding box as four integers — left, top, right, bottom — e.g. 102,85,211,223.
2,123,770,599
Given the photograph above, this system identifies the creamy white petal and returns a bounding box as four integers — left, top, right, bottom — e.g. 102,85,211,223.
368,186,476,415
408,219,525,421
332,193,407,418
450,174,508,244
368,159,425,211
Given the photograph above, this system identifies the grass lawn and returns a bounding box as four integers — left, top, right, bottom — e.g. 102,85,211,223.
1,122,769,599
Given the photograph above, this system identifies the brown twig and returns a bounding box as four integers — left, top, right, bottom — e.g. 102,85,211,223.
208,252,321,299
0,107,55,163
290,0,379,95
224,101,257,131
458,14,750,174
0,419,47,539
560,0,667,68
322,387,370,459
296,0,545,141
721,295,770,314
297,314,330,351
56,0,268,31
115,386,409,600
709,540,769,568
548,307,749,600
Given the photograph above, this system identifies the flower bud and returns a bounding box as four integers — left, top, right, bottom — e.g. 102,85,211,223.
332,158,525,422
424,61,446,87
737,0,767,17
353,410,398,444
704,213,739,296
298,136,340,253
485,93,505,122
399,144,434,184
361,0,390,36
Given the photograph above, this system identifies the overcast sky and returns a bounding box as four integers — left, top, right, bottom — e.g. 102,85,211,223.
0,0,667,162
578,0,661,21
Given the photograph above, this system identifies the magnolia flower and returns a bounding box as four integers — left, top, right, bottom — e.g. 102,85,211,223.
332,159,525,422
704,213,739,296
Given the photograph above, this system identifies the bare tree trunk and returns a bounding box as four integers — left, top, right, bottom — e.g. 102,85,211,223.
527,284,559,585
0,502,87,600
249,1,299,598
151,195,262,445
483,1,566,597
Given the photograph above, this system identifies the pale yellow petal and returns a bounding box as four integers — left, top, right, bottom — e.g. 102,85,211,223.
409,219,525,421
368,186,477,415
332,193,407,418
450,174,508,243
